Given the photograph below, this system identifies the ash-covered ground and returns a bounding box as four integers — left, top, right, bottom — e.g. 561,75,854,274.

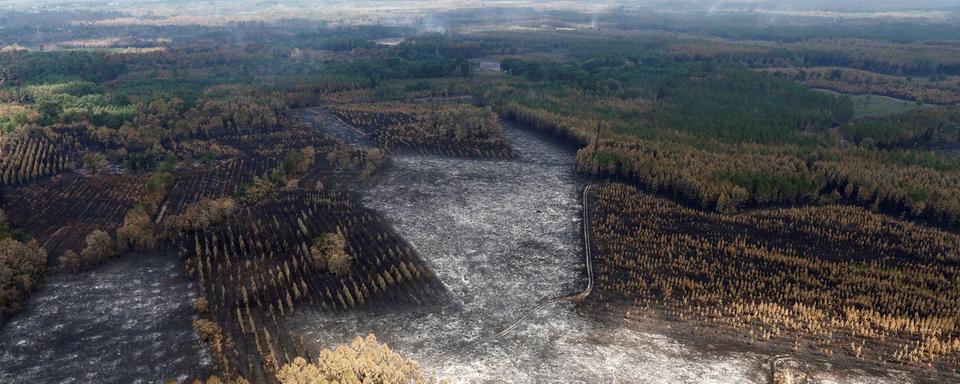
0,115,912,383
0,253,212,383
292,108,376,148
290,121,852,383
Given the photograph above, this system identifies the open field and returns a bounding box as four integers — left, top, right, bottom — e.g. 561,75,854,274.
812,88,924,119
763,67,960,106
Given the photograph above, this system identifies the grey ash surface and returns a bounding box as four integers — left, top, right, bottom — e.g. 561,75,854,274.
286,121,785,383
0,253,212,384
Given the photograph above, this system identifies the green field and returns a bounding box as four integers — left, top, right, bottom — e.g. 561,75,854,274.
813,88,924,119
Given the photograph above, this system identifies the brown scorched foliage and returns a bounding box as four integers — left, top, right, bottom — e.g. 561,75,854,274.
589,183,960,370
330,103,515,158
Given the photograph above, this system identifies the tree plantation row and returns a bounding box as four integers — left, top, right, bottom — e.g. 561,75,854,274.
0,69,469,384
330,102,516,158
588,183,960,374
179,191,445,383
478,56,960,229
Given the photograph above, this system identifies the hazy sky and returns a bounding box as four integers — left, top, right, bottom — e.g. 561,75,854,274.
0,0,956,22
0,0,956,9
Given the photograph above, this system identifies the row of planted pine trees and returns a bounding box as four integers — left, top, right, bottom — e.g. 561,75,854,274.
588,182,960,371
177,190,445,383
